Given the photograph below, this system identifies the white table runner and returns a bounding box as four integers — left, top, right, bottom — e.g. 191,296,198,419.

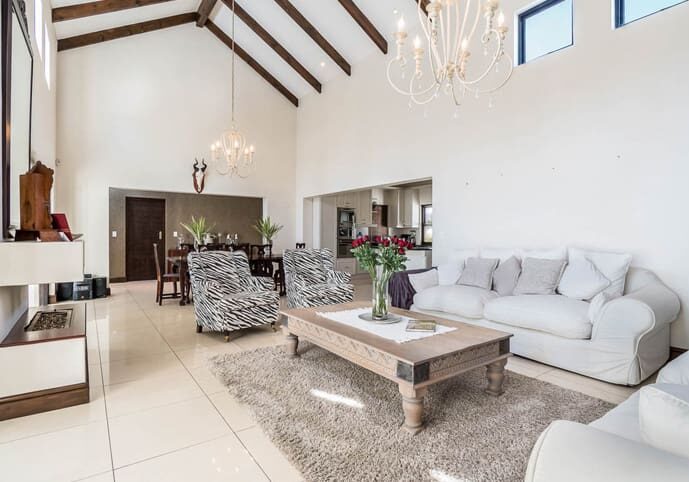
315,307,456,344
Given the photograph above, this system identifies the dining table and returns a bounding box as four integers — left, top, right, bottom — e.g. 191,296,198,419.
166,248,286,305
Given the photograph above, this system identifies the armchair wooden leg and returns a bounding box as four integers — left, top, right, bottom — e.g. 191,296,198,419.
224,330,230,342
196,325,202,333
271,322,277,332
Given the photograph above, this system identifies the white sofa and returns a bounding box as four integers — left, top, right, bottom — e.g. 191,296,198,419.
524,352,689,482
410,249,680,385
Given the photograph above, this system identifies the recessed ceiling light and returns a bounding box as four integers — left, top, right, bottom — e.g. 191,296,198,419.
393,9,398,15
320,61,326,67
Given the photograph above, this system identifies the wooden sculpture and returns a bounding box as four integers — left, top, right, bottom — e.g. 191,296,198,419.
16,161,60,241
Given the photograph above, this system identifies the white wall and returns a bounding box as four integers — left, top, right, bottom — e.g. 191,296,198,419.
295,1,689,347
55,24,297,276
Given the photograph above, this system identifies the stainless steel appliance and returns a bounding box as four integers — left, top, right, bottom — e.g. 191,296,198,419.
337,208,356,257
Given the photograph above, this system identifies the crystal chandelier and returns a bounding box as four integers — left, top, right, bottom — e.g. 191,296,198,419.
387,0,513,108
211,0,255,178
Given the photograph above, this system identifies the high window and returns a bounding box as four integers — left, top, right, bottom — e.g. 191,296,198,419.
615,0,687,27
518,0,573,65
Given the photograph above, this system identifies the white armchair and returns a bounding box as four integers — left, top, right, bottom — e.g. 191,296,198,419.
525,351,689,482
525,420,689,482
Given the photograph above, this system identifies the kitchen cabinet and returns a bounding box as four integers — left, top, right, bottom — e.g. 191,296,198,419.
371,188,385,205
336,258,357,275
418,185,432,205
356,190,372,226
384,188,420,228
336,192,357,209
401,189,420,228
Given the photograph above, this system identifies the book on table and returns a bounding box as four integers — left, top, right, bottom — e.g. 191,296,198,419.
406,320,437,332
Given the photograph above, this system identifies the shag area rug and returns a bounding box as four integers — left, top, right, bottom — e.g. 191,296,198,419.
209,344,613,482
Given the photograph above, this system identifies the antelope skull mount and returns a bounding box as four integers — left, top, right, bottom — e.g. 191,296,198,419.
192,158,207,194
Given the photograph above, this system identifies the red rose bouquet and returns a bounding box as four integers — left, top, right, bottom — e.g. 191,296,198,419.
351,235,414,320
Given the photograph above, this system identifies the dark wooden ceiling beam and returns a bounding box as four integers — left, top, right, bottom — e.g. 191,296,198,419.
52,0,174,22
205,20,299,107
225,0,321,93
337,0,387,54
273,0,351,76
57,12,197,51
196,0,218,26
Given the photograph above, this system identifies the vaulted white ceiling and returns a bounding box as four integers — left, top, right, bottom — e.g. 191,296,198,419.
51,0,427,103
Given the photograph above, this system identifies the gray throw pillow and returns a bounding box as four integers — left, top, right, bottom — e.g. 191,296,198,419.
513,257,567,295
457,257,499,290
492,256,521,296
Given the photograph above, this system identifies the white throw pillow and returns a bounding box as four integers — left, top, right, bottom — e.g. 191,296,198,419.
481,248,520,262
639,384,689,459
520,247,567,260
408,269,439,293
437,248,479,285
569,248,632,297
558,258,610,300
437,263,462,286
587,291,614,323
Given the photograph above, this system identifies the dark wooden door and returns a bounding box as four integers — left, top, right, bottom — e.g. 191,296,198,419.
125,197,165,281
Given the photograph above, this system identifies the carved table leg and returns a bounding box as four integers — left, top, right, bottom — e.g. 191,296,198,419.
485,358,507,397
399,385,427,435
285,332,299,357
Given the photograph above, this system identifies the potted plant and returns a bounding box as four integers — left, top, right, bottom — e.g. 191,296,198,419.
351,235,412,321
180,216,214,252
253,217,283,245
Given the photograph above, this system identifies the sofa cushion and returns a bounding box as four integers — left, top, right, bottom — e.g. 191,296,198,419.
413,285,498,319
492,256,521,296
408,268,438,293
639,384,689,459
458,257,498,290
484,295,592,339
513,258,567,295
437,248,479,285
657,351,689,385
558,258,610,300
569,248,632,298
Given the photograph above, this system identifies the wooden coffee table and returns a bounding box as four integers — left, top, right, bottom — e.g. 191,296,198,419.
281,302,512,434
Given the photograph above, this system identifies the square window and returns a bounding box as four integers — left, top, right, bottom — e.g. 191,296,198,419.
615,0,687,27
518,0,573,65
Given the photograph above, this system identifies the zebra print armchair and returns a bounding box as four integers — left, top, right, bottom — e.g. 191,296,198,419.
187,251,280,338
283,248,354,309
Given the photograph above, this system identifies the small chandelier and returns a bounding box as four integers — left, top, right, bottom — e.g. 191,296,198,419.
211,0,255,178
387,0,513,109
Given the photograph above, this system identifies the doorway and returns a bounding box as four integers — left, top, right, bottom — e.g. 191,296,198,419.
125,197,165,281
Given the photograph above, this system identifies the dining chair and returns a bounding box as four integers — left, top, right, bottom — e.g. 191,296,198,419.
167,247,190,303
250,244,274,278
154,243,181,305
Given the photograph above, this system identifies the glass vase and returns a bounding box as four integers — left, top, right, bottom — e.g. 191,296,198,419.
371,266,391,320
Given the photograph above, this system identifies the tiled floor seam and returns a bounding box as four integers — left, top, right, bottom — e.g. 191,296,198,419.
93,300,119,479
124,285,274,482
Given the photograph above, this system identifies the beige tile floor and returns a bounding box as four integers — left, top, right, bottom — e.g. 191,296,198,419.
0,278,640,482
